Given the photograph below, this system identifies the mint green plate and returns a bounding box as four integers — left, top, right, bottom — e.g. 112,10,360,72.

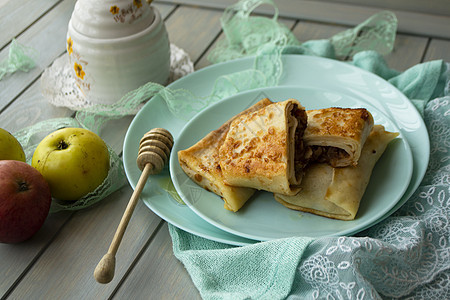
124,55,428,244
170,86,413,241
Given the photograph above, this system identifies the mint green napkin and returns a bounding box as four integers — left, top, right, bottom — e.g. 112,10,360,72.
170,226,313,299
167,1,449,298
352,50,447,114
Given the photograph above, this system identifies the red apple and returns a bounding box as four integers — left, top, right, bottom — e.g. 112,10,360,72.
0,160,52,243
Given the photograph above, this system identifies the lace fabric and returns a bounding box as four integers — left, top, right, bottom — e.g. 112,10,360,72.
0,39,38,80
13,117,126,213
207,0,299,65
330,11,397,59
290,95,450,299
40,43,194,112
16,44,194,212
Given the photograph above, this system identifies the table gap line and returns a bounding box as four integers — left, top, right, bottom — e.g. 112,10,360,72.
162,3,179,21
0,76,40,116
156,0,226,14
0,211,76,300
0,0,66,52
420,38,432,63
107,219,166,300
194,29,223,66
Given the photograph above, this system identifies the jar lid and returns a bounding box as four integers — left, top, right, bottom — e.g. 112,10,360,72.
70,0,155,39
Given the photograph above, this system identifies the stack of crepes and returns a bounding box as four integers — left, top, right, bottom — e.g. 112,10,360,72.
177,98,398,221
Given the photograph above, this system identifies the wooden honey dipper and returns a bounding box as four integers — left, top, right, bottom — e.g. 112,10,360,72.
94,128,173,284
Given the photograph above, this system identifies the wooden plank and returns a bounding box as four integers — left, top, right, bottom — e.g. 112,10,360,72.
113,223,201,299
313,0,450,17
0,4,178,297
0,78,73,133
0,2,76,293
0,0,10,8
424,38,450,62
292,21,346,43
154,2,177,20
0,210,73,298
157,0,450,39
385,34,428,71
392,10,450,39
0,0,61,49
164,6,223,64
7,188,164,299
0,0,76,112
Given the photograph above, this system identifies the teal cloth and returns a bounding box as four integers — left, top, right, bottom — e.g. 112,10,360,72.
170,227,312,299
169,44,449,299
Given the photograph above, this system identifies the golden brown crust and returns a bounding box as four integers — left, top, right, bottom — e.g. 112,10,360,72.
219,99,307,195
177,98,273,212
304,107,374,167
305,108,372,140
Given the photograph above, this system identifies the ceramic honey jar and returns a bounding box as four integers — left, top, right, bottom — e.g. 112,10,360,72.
66,0,170,105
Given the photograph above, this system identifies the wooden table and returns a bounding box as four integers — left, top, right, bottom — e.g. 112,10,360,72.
1,1,449,299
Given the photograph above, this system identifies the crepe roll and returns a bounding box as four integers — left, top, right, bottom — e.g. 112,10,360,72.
219,99,309,196
178,98,273,212
304,107,374,167
274,125,398,220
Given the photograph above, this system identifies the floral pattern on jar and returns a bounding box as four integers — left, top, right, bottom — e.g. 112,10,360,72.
74,62,85,80
67,37,73,55
110,1,145,24
110,5,120,15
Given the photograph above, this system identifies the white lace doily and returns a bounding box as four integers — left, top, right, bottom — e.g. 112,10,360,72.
40,43,194,111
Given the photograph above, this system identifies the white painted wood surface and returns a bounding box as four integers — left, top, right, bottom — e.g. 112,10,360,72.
160,0,450,38
0,0,448,298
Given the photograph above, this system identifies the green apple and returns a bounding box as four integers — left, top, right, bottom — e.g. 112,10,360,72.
32,128,110,201
0,128,26,162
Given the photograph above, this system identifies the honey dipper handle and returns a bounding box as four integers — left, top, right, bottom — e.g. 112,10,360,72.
94,163,153,284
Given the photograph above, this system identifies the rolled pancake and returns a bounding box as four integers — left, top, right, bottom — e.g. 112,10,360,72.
304,107,374,167
177,98,273,212
275,125,398,220
219,99,309,196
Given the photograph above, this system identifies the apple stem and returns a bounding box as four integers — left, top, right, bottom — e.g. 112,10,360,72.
17,180,29,192
57,140,69,150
